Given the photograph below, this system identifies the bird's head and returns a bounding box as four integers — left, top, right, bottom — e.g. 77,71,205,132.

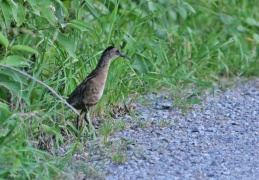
102,46,130,60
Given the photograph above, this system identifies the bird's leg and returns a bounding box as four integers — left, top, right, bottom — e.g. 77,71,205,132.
76,114,79,130
84,108,90,125
76,112,82,130
77,110,87,130
84,107,96,140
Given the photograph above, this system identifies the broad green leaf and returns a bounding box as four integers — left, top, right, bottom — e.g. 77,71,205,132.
0,82,21,95
2,55,30,67
237,25,246,32
41,6,56,26
67,20,93,32
55,0,69,24
26,0,39,14
85,1,100,19
148,2,156,12
13,158,22,167
0,102,11,123
220,14,234,25
11,45,38,55
0,32,9,48
253,33,259,43
0,81,30,105
0,1,12,27
132,56,151,74
0,82,21,109
184,2,196,13
56,0,69,18
0,102,10,115
27,0,56,25
0,69,28,84
56,32,76,58
12,3,26,26
178,5,187,19
246,17,259,27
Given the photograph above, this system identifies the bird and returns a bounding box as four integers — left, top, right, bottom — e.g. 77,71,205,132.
67,46,130,129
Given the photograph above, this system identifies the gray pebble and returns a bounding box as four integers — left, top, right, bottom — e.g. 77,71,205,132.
191,127,199,133
81,80,259,180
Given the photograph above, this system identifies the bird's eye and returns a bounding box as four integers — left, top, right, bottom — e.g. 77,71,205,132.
115,50,119,53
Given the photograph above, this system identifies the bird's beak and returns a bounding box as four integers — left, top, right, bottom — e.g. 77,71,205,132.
120,53,130,60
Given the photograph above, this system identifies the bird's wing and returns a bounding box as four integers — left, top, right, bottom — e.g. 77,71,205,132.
77,69,98,93
67,68,98,102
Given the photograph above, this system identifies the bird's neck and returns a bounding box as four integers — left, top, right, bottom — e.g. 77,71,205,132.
93,61,111,84
97,54,111,67
94,57,112,81
96,54,112,69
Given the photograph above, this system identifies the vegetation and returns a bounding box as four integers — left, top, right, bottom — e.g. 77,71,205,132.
0,0,258,179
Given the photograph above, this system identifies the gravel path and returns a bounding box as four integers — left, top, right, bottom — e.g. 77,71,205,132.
84,79,259,180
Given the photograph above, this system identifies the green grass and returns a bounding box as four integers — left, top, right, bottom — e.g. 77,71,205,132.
0,0,259,179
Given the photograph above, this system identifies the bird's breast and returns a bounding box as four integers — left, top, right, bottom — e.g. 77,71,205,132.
94,72,108,99
97,83,105,99
83,66,110,105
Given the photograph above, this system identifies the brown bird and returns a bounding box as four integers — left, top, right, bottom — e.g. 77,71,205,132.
67,46,130,129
